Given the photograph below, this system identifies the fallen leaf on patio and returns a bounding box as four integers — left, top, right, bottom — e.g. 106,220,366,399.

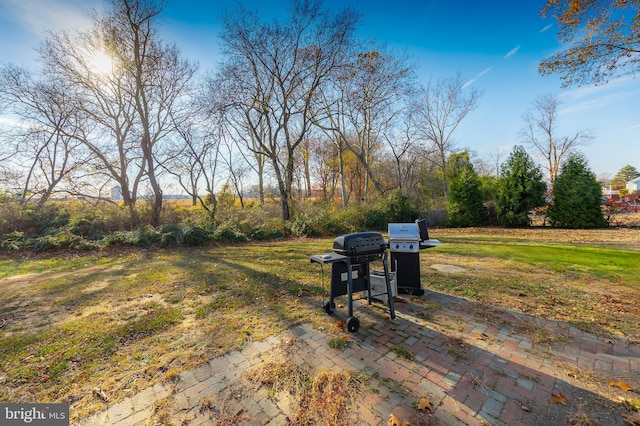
609,379,633,392
93,387,109,402
417,397,433,412
618,381,634,392
622,412,640,425
387,413,408,426
336,320,345,329
551,392,566,405
475,333,487,340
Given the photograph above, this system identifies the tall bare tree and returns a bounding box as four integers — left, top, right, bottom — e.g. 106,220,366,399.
520,93,592,188
383,114,423,193
202,71,270,207
159,116,222,219
412,74,481,197
40,0,196,226
216,0,360,221
315,46,415,203
540,0,640,86
0,65,88,204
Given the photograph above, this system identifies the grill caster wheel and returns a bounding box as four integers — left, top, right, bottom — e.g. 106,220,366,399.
346,316,360,333
324,302,335,314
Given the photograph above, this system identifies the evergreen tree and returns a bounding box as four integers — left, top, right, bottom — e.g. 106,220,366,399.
496,146,547,227
446,151,487,227
548,154,608,228
612,165,640,187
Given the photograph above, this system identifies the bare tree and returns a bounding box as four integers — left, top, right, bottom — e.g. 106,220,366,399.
102,0,197,225
315,45,415,203
520,93,592,188
203,71,271,207
216,0,360,221
383,114,422,193
159,115,222,219
220,132,251,209
0,65,89,204
486,146,508,178
412,74,481,196
40,0,197,226
308,136,340,201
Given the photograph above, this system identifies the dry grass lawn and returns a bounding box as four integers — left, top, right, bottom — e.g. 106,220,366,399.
0,225,639,423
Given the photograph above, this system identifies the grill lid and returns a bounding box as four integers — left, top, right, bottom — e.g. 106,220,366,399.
387,223,420,241
332,232,386,256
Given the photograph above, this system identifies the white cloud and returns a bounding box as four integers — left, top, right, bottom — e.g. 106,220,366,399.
461,67,494,89
0,116,28,128
618,123,640,132
540,24,552,33
504,45,520,59
461,78,476,90
559,92,633,115
559,76,637,100
478,67,493,77
3,0,100,35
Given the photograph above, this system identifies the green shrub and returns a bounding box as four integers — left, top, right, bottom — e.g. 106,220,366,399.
359,208,387,231
182,224,211,246
158,223,182,247
213,222,248,243
288,213,313,237
0,231,25,251
376,189,419,224
103,230,136,247
0,200,20,235
133,225,161,247
300,203,350,236
248,225,284,241
28,230,83,252
68,211,107,239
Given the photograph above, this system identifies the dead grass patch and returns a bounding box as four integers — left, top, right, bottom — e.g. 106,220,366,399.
246,361,309,397
246,358,364,425
293,370,362,425
443,336,470,362
568,409,596,426
512,317,567,346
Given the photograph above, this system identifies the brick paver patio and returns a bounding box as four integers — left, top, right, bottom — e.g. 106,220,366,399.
78,289,639,425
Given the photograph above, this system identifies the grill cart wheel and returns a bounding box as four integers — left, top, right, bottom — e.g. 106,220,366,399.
324,302,335,314
346,316,360,333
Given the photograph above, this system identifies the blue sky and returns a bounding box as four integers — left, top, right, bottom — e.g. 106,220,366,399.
1,0,638,178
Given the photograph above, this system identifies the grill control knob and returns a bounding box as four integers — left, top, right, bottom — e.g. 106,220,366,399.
409,244,414,250
395,244,400,249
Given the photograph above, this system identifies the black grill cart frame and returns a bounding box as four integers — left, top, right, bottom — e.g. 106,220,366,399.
310,249,396,333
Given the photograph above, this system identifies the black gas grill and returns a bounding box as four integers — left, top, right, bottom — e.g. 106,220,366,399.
332,231,387,262
310,223,441,332
310,232,395,332
388,220,442,295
